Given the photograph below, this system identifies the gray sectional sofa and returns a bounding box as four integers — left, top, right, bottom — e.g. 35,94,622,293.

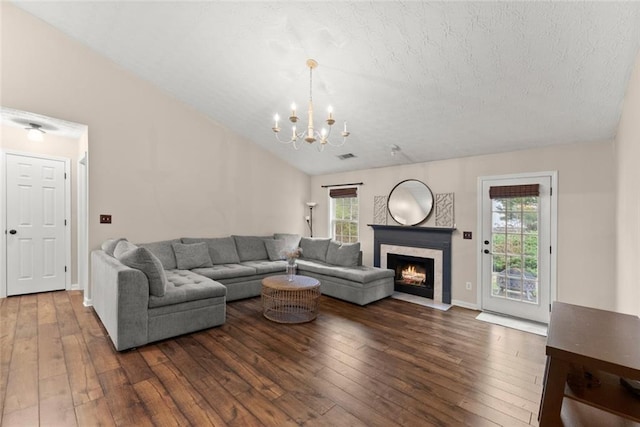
92,234,394,351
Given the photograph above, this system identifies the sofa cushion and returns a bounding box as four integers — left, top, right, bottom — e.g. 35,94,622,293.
326,240,361,267
182,237,240,264
273,233,302,252
232,235,270,261
300,237,331,263
296,259,394,284
240,260,287,274
172,242,214,270
113,240,138,259
192,264,257,280
116,245,168,297
101,238,127,257
265,239,287,261
138,239,181,270
149,270,226,308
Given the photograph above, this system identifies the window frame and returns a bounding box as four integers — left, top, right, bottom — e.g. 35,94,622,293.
329,187,359,243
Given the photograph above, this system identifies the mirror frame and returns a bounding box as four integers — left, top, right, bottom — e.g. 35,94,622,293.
387,179,434,226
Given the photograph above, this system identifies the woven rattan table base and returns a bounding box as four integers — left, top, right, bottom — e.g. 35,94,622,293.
261,275,321,323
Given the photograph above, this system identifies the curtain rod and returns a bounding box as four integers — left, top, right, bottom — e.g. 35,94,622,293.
321,182,364,188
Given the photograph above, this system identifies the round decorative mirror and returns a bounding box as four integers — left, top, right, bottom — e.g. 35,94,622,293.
387,179,434,226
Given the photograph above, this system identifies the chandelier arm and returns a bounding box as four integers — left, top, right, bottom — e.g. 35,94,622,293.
325,134,348,147
274,132,294,144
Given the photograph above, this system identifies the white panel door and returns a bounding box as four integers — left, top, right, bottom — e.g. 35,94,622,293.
6,153,67,295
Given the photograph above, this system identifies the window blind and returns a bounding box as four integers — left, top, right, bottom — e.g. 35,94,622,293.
489,184,539,199
329,187,358,198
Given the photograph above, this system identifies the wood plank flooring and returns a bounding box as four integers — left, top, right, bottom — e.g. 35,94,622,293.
0,291,547,426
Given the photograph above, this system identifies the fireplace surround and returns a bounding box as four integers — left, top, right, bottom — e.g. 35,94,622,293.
370,225,454,304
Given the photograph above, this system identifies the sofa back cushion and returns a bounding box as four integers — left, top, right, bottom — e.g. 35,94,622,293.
115,244,168,297
326,240,361,267
172,242,214,270
182,237,240,265
101,238,127,257
265,239,287,261
232,235,270,261
300,237,331,263
138,239,181,270
273,233,302,252
113,240,138,259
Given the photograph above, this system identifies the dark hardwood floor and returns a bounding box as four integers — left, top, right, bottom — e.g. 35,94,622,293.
0,291,546,426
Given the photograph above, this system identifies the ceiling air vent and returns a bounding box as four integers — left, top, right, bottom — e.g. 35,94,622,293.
337,153,356,160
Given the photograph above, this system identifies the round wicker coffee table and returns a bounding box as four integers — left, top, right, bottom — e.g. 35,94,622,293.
261,275,321,323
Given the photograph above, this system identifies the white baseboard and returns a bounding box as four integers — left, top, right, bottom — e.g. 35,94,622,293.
83,297,92,307
70,283,80,290
451,299,479,310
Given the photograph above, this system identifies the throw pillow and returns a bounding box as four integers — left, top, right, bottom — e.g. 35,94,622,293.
232,235,270,261
113,240,138,259
182,237,240,264
101,237,127,257
116,246,168,297
172,242,214,270
326,240,361,267
300,237,331,263
273,233,302,252
265,239,287,261
138,239,181,270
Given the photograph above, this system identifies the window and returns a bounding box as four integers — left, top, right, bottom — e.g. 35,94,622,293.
330,187,359,243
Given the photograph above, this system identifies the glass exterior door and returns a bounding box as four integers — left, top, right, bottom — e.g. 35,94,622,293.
481,175,551,323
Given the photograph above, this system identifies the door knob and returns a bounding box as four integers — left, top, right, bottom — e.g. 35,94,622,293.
9,229,17,235
484,240,490,245
483,249,490,254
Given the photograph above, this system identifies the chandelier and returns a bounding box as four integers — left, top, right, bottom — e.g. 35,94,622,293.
272,59,349,150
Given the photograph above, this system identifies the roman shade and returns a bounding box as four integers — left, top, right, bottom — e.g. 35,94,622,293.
329,187,358,198
489,184,539,199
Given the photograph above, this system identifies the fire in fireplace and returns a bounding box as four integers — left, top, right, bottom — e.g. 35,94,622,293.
387,253,435,298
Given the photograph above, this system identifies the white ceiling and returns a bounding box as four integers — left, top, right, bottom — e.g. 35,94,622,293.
11,1,640,176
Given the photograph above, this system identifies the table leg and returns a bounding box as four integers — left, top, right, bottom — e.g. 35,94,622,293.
539,357,571,426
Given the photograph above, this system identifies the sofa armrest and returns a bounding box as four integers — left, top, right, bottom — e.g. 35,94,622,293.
91,250,150,351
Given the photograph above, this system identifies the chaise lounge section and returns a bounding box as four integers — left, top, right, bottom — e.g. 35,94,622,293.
91,234,394,350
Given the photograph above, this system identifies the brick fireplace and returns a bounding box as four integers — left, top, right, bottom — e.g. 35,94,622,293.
370,225,454,304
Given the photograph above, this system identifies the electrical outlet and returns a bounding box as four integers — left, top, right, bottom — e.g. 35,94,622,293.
466,282,472,290
100,214,112,224
463,231,472,239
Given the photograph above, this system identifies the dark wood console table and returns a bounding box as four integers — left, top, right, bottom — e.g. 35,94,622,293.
539,302,640,426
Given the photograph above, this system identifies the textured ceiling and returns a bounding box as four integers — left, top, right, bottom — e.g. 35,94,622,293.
11,1,640,175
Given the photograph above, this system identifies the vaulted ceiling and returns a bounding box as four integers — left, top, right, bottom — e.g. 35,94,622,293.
11,1,640,175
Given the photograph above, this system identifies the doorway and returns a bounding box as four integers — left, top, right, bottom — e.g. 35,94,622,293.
478,172,557,324
1,107,89,299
